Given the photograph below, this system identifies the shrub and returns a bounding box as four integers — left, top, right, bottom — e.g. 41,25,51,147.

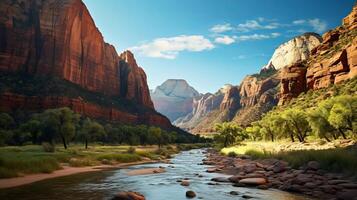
42,142,55,152
227,151,238,157
127,146,136,154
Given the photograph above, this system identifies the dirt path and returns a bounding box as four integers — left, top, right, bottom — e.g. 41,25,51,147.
0,160,158,189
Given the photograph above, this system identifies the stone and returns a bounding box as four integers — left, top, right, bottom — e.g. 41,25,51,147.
186,191,196,198
307,161,320,170
339,183,357,189
239,178,267,186
257,185,269,190
112,191,145,200
211,177,230,182
229,191,239,195
337,189,357,200
181,180,190,186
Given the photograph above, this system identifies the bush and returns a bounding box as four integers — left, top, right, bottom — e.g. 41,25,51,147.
228,151,238,157
96,153,141,163
127,146,136,154
42,142,55,152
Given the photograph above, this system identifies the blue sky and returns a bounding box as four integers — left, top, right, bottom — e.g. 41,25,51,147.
83,0,355,93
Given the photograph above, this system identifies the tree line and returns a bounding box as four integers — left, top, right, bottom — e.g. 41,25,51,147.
214,95,356,146
0,107,205,148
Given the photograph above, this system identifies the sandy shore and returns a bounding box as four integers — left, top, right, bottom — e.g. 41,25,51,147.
0,160,158,189
126,167,166,176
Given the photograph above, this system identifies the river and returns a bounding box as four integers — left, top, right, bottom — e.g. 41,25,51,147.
0,149,314,200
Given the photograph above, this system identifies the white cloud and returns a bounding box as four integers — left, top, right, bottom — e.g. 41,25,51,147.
210,23,233,33
291,18,327,33
236,20,280,32
130,35,214,59
308,18,327,33
214,35,235,45
293,19,306,25
236,33,280,41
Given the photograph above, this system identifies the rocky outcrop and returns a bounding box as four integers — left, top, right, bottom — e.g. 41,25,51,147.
151,79,200,121
0,0,175,129
239,76,279,107
279,3,357,104
262,33,322,71
278,63,307,105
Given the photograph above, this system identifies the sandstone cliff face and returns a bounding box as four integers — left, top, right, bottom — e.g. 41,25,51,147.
0,0,153,108
262,33,322,71
278,4,357,105
0,0,174,128
151,79,200,121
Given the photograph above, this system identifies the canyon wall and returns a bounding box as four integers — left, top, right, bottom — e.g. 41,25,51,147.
0,0,173,129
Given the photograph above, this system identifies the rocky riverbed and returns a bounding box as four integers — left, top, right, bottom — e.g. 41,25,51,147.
204,149,357,200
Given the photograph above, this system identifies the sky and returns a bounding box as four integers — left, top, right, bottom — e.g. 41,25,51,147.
83,0,355,93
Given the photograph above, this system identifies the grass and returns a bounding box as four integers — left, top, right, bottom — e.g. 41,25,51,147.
0,144,181,178
221,141,357,176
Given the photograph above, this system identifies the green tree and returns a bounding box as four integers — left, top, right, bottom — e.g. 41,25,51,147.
0,113,14,130
80,118,106,149
282,108,310,142
19,119,42,144
36,108,79,149
148,126,162,148
214,122,246,147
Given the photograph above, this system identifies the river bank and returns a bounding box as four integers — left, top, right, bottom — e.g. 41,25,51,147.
204,148,357,200
0,160,160,189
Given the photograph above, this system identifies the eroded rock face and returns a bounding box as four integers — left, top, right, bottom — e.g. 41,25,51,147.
151,79,200,121
278,63,307,105
0,0,176,128
239,76,279,107
262,33,322,71
0,0,153,108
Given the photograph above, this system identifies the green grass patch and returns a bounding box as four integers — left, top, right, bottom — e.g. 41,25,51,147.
96,153,141,163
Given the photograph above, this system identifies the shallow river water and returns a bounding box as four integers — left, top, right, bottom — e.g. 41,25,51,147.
0,149,314,200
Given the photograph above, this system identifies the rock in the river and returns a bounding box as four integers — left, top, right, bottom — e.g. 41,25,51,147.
112,191,145,200
181,180,190,186
239,178,267,186
186,190,196,198
229,191,239,195
211,177,230,182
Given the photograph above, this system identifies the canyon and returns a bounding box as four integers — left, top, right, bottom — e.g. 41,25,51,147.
0,0,173,129
174,4,357,133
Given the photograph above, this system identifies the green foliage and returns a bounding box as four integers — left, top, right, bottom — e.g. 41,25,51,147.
245,147,357,175
42,142,55,152
96,153,141,163
246,78,357,143
214,122,248,147
127,146,136,154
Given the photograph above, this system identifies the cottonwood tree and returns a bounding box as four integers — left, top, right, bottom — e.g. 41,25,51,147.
282,108,310,142
79,118,106,149
214,122,246,147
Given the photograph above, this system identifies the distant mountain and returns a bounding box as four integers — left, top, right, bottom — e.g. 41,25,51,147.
176,4,357,134
151,79,200,121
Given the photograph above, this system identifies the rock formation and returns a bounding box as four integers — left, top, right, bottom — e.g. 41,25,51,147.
176,4,357,133
0,0,173,129
279,3,357,104
151,79,200,121
262,33,322,71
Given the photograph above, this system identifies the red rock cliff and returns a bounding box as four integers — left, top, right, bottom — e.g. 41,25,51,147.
0,0,175,129
0,0,153,108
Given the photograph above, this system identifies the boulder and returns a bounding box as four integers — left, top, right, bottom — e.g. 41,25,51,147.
239,178,267,186
307,161,320,170
180,180,190,186
112,191,145,200
185,191,196,198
